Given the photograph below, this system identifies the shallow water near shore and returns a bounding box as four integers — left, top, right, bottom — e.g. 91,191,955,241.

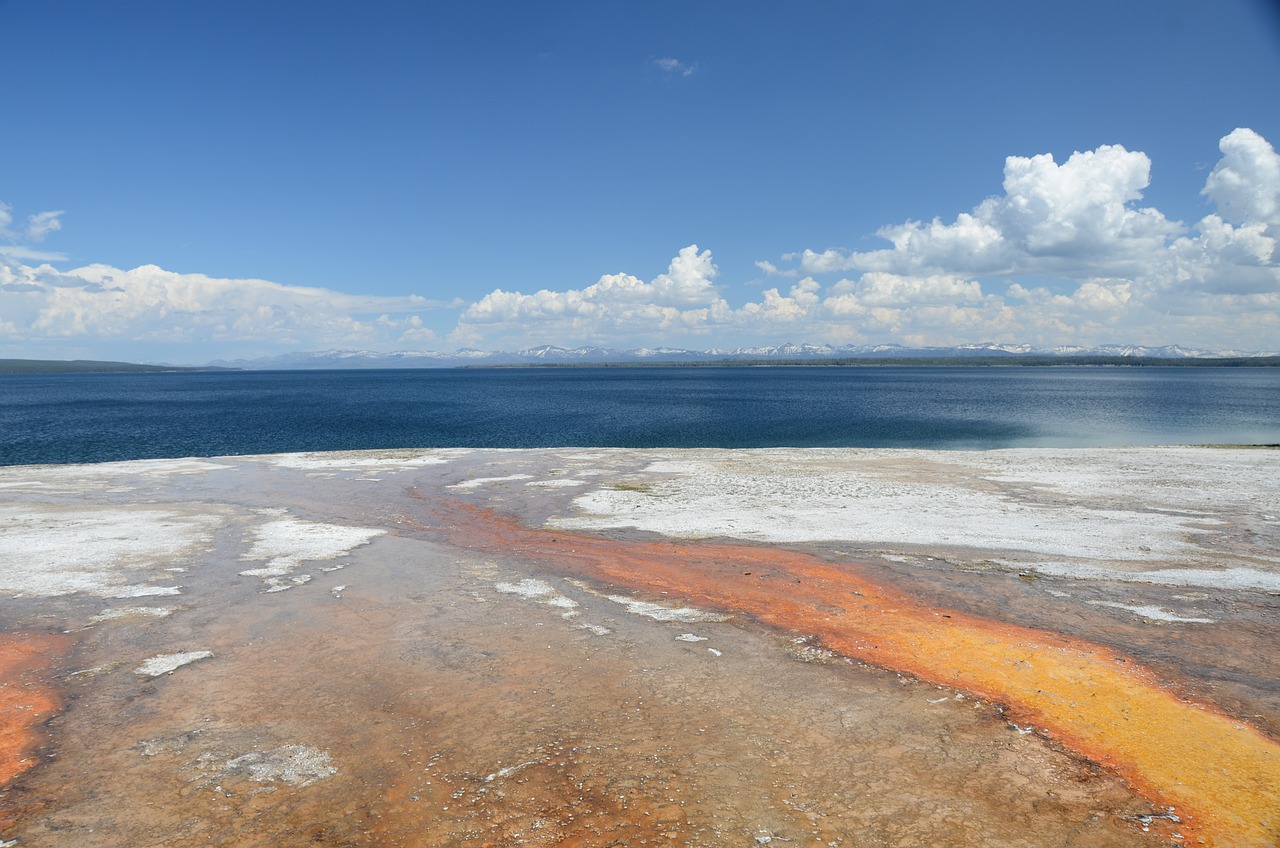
0,447,1277,846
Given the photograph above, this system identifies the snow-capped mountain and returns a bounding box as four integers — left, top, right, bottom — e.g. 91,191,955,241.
518,345,619,360
708,342,846,357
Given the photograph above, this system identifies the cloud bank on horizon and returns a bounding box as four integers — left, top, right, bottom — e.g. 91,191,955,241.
3,128,1278,362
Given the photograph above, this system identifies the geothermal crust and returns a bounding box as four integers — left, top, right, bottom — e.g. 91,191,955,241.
0,446,1276,847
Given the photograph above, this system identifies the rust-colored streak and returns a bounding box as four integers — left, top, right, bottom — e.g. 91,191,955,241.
0,633,69,787
428,495,1280,848
0,632,71,831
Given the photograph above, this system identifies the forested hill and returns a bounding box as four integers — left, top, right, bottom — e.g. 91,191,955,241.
0,359,223,374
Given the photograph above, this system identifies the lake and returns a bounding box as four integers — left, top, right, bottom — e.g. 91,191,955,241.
1,366,1278,465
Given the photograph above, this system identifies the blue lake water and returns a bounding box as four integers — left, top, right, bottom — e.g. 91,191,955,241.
1,366,1278,465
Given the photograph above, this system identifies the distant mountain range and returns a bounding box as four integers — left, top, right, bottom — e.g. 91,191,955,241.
207,342,1280,369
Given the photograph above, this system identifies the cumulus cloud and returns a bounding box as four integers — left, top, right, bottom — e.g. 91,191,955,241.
452,130,1278,353
740,129,1278,350
1203,127,1280,235
0,258,446,359
786,131,1280,298
829,272,985,305
454,245,728,347
455,253,1007,350
789,143,1185,279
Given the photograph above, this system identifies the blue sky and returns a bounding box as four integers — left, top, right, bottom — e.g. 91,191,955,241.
2,0,1279,362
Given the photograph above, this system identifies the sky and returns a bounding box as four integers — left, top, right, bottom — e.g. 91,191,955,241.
2,0,1279,364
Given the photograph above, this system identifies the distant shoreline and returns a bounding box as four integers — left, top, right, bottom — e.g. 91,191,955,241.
0,359,228,375
3,355,1279,375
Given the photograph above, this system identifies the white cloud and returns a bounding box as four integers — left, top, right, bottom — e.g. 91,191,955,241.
1164,213,1277,294
23,210,64,242
737,278,821,323
742,129,1279,350
792,143,1185,280
653,56,698,77
1,201,65,244
450,211,1275,353
454,245,728,347
0,258,447,359
1203,127,1280,236
755,259,798,277
816,274,1016,345
456,256,1012,351
829,272,985,305
0,245,67,262
6,130,1278,361
449,131,1278,353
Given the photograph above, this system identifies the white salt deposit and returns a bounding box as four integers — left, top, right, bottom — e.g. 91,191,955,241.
211,745,337,787
135,650,214,676
0,459,231,496
494,577,558,599
448,474,534,489
92,606,175,623
0,504,222,598
484,760,540,783
551,448,1280,590
1088,601,1216,624
265,451,464,472
927,447,1274,515
606,595,728,623
239,517,384,584
114,585,183,598
71,458,232,478
560,463,1202,560
490,577,622,633
261,574,314,593
526,479,588,488
1029,563,1280,592
494,578,580,612
675,633,708,642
